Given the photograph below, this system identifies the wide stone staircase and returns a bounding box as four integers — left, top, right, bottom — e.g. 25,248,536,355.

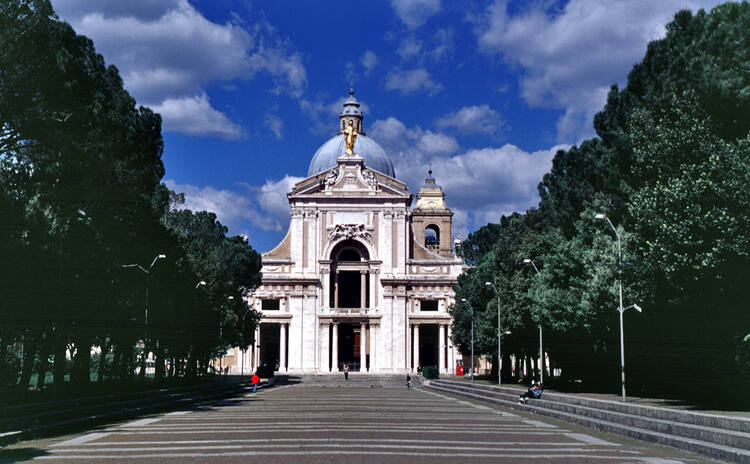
425,378,750,463
281,373,413,388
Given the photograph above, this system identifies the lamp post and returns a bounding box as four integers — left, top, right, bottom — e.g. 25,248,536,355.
122,253,166,378
595,213,642,401
484,281,502,385
461,298,474,382
523,258,545,384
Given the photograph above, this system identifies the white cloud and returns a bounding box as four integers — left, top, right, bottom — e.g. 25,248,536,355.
371,116,567,234
264,114,284,139
397,37,422,59
436,104,504,135
165,175,303,235
417,131,459,155
165,180,260,234
385,68,442,96
151,93,244,139
390,0,441,29
360,51,378,73
370,117,459,156
53,0,307,138
257,175,303,222
475,0,721,141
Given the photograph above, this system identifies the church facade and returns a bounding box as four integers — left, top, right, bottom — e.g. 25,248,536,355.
238,91,464,375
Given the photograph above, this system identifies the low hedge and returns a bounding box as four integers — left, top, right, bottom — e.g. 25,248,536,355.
422,366,439,379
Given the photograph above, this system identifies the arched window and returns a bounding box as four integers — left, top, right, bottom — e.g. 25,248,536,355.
425,224,440,249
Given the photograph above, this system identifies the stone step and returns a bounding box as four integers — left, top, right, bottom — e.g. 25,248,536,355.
434,379,750,434
288,374,411,388
433,380,750,450
427,380,750,464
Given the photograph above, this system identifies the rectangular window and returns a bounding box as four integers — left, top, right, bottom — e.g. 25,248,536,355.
262,299,280,311
420,300,439,311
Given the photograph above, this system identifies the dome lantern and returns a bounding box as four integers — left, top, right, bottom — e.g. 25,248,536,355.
339,88,364,134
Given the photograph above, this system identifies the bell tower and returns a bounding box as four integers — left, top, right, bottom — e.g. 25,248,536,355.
411,169,453,257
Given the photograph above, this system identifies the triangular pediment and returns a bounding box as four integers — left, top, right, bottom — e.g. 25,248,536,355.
290,156,410,199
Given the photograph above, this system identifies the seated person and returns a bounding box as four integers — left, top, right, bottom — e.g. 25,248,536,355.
519,380,543,404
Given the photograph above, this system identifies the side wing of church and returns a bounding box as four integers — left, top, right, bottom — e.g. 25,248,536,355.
241,91,464,374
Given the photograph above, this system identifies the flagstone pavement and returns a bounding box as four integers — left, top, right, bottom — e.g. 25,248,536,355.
1,384,721,463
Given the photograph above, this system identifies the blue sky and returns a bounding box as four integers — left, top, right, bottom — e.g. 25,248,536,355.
52,0,722,252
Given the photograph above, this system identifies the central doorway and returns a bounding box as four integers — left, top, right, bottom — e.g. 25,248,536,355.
337,323,362,371
419,324,439,369
259,323,280,370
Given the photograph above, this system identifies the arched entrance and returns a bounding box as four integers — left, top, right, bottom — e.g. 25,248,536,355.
329,240,370,371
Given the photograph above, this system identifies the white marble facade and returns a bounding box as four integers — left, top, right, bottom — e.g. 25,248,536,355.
235,92,464,375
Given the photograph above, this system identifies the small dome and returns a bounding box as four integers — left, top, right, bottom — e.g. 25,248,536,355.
308,134,395,177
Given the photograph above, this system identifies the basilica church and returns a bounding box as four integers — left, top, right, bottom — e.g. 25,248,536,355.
236,91,465,375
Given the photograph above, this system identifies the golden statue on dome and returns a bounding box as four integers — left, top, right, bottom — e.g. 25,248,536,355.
343,120,358,155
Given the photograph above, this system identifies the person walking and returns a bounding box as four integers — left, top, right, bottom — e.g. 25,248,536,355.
406,373,412,389
343,362,349,380
251,373,260,393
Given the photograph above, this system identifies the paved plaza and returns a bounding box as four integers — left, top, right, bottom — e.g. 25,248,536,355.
3,385,717,463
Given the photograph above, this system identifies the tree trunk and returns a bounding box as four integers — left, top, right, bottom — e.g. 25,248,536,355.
186,349,196,378
17,335,37,391
36,332,51,390
53,337,66,389
154,344,165,383
97,341,110,383
138,340,147,381
0,340,9,390
71,336,92,386
489,354,498,383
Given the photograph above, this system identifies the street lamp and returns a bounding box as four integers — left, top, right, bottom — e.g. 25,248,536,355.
523,258,545,385
461,298,474,382
595,213,642,401
122,253,166,378
195,280,206,289
484,281,502,385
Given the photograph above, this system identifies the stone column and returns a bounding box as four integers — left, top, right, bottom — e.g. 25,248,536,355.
370,325,377,372
369,270,377,310
279,323,287,371
334,271,339,308
321,323,330,372
438,324,445,373
360,322,367,372
413,324,420,372
447,324,454,374
254,325,261,369
322,269,330,309
332,322,339,372
360,271,367,308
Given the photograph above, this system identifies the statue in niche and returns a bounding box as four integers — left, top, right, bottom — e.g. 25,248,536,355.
343,120,358,155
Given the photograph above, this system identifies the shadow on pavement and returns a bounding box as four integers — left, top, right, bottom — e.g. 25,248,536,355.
0,447,49,464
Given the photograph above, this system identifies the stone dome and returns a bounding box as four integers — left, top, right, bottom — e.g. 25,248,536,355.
307,89,395,178
308,134,395,177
